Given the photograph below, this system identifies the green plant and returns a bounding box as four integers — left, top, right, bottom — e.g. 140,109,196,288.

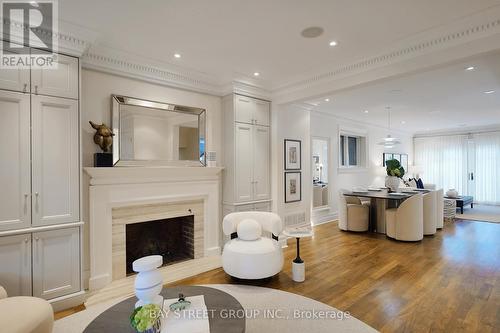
130,304,161,332
386,159,405,178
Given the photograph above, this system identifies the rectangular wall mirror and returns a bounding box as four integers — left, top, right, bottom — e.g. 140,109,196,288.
112,95,206,166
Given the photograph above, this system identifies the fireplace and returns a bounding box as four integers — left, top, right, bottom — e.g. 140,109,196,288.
125,215,194,275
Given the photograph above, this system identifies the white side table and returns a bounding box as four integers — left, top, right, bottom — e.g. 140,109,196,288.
283,228,313,282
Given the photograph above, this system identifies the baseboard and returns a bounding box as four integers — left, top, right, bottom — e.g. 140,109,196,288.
49,290,87,312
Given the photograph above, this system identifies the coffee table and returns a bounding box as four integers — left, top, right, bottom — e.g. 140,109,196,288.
83,286,245,332
445,195,474,214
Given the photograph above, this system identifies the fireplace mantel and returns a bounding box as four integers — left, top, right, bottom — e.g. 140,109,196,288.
85,165,223,292
84,166,224,185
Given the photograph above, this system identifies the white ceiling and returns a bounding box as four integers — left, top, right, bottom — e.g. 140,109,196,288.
309,51,500,134
59,0,500,88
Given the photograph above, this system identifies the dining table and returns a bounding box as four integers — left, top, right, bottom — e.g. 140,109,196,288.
343,188,429,234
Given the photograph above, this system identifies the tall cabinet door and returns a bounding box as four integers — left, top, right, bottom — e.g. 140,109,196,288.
0,234,32,296
0,50,30,93
234,123,254,202
253,126,271,200
0,91,31,231
31,95,79,226
253,99,270,126
32,227,80,299
234,95,254,124
31,53,79,99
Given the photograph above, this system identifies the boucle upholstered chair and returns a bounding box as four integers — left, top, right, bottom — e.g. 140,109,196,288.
423,191,437,235
0,286,53,333
222,212,283,279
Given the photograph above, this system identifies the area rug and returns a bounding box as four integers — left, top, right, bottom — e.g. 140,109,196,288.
456,204,500,223
54,284,377,333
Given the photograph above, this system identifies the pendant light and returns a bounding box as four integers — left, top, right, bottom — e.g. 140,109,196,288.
378,106,401,148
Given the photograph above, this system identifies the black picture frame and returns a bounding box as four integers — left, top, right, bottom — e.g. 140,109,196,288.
284,171,302,203
284,139,301,170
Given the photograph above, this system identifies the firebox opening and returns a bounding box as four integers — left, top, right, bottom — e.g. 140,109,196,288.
125,215,194,275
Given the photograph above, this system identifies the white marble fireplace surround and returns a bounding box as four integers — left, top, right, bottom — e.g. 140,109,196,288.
84,166,224,296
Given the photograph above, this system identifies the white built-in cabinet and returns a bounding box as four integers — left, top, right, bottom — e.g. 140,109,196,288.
223,94,271,215
0,48,81,302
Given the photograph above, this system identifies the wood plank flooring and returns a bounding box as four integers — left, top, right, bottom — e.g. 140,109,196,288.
56,219,500,332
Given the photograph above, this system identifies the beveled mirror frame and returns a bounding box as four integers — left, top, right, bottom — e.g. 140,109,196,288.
111,95,206,166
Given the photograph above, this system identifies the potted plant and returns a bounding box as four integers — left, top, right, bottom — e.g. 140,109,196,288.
385,159,405,192
130,304,162,333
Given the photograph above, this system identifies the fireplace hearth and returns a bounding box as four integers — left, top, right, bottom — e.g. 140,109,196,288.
125,215,194,275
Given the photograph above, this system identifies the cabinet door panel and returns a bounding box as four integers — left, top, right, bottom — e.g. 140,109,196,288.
32,96,79,226
234,124,253,202
33,227,80,299
0,50,30,93
234,95,254,124
253,126,271,200
0,91,31,231
31,53,78,99
0,234,32,296
254,100,270,127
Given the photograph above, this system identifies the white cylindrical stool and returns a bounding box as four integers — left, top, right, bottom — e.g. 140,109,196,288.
133,255,164,308
283,228,313,283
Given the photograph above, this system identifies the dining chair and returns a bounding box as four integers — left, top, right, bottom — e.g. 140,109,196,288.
436,189,444,229
386,194,423,241
423,191,437,235
338,192,369,232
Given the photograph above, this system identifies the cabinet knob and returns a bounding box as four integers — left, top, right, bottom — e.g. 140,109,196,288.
35,237,39,241
35,85,38,95
24,238,28,243
23,83,27,93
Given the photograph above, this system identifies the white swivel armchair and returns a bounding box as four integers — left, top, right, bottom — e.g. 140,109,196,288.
386,194,424,241
338,192,370,232
0,286,53,333
222,212,284,279
423,191,437,235
436,189,444,229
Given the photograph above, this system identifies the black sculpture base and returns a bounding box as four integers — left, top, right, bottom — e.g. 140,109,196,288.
94,153,113,167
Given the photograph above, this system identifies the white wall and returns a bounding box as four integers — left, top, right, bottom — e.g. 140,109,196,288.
273,104,312,226
310,111,414,223
81,69,222,284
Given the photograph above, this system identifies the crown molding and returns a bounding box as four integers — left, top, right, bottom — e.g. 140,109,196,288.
2,19,93,56
222,80,272,100
272,10,500,103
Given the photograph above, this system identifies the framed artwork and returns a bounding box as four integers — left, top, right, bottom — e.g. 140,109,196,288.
284,171,302,203
284,139,301,170
383,153,409,172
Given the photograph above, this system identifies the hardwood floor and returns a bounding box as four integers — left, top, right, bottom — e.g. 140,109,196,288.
56,219,500,332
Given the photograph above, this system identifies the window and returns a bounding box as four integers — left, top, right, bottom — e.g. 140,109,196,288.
339,133,366,168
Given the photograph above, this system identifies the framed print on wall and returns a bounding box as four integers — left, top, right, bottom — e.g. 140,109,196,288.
284,139,301,170
284,171,302,203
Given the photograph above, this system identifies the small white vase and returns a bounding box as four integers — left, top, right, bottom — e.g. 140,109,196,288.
385,176,400,192
446,189,458,198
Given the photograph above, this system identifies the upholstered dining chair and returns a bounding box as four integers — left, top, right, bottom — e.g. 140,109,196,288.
423,191,437,235
338,191,370,232
436,189,444,229
222,212,283,279
386,194,424,241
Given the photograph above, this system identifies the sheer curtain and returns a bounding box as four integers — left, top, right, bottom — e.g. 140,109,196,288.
414,135,469,194
474,132,500,204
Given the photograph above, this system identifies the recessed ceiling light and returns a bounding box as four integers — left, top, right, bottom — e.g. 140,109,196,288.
465,66,475,71
484,90,495,94
324,98,330,102
253,72,260,77
401,121,406,124
301,26,324,38
364,110,369,114
174,53,181,58
329,40,338,47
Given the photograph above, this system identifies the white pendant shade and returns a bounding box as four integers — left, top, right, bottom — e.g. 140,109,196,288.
378,107,401,148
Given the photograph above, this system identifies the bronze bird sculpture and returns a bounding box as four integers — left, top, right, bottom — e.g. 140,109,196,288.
89,121,114,152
